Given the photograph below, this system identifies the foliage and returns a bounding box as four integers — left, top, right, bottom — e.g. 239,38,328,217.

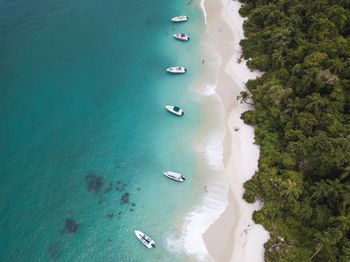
238,0,350,261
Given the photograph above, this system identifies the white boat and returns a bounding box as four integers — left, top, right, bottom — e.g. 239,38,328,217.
134,230,155,249
171,16,188,22
163,171,186,182
165,105,184,116
166,66,186,74
174,33,190,41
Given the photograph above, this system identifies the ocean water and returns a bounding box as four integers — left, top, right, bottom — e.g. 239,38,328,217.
0,0,207,261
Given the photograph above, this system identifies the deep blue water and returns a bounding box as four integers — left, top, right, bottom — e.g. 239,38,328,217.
0,0,205,261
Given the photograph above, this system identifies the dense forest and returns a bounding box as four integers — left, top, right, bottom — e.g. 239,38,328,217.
237,0,350,261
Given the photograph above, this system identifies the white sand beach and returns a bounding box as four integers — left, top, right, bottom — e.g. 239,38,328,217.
200,0,270,261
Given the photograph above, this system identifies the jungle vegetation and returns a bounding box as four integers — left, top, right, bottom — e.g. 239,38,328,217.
237,0,350,261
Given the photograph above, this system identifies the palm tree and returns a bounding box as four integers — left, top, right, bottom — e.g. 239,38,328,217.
280,179,303,202
330,214,350,233
339,165,350,181
329,58,344,75
305,93,325,116
325,179,342,199
310,241,324,261
237,91,255,105
341,184,350,210
310,180,331,202
310,179,341,202
310,231,335,260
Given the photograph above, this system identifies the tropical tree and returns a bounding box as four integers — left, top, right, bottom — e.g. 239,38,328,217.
238,0,350,260
304,93,325,116
237,91,254,105
279,179,303,202
310,231,336,260
330,214,350,234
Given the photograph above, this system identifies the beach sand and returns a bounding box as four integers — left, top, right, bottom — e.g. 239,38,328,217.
167,0,269,261
201,0,270,261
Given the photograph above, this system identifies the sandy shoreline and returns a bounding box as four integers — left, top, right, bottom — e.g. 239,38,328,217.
201,0,269,261
168,0,269,260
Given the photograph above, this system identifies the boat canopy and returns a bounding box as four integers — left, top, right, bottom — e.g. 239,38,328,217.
142,236,151,243
174,106,180,111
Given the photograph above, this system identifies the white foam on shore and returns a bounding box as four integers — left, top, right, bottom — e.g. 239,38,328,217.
166,109,227,259
200,84,216,96
165,178,228,261
200,0,207,24
165,94,227,260
197,132,225,171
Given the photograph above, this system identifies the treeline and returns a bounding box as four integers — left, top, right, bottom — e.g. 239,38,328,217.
237,0,350,261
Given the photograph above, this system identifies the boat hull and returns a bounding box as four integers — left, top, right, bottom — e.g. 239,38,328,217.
171,16,188,22
135,230,155,249
163,171,185,182
174,34,190,41
166,67,186,74
165,105,184,116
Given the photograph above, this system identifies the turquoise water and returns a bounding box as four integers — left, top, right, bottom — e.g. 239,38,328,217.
0,0,205,261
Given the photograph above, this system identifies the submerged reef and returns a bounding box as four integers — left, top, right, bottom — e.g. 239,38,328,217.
120,192,129,204
64,218,79,234
85,173,104,193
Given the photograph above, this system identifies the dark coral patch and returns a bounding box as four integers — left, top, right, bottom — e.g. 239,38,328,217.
107,213,114,219
120,192,129,204
116,182,126,192
137,187,141,191
129,208,134,212
48,241,60,260
64,218,79,234
86,173,104,193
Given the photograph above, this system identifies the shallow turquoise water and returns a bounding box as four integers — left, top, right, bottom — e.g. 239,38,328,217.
0,0,205,261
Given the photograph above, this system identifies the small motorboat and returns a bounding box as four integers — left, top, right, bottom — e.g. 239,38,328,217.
134,230,155,249
163,171,186,182
171,16,188,22
174,33,190,41
165,105,184,116
166,66,186,74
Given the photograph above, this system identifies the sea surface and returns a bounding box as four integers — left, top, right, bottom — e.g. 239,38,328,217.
0,0,208,261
